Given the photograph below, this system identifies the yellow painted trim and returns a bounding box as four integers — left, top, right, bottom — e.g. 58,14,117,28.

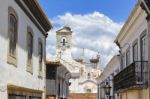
7,84,43,97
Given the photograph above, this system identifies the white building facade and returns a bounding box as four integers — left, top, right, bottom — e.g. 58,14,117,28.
0,0,52,99
69,55,102,94
114,0,150,99
46,27,81,99
97,55,120,99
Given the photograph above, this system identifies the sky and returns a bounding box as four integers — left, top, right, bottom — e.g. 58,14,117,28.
38,0,137,67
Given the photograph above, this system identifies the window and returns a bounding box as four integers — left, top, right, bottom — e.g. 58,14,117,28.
87,89,91,93
63,39,66,46
133,42,138,61
46,66,57,79
8,7,18,65
122,53,125,69
9,94,26,99
140,33,147,82
61,37,67,46
39,41,43,77
141,35,146,61
80,67,84,76
126,49,130,66
88,73,91,79
9,14,17,57
58,83,61,96
9,94,41,99
29,96,41,99
27,31,33,73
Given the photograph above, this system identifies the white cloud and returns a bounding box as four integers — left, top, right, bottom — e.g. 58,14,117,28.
47,12,123,67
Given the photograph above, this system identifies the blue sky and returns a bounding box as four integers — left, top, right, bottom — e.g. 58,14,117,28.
39,0,137,67
39,0,137,22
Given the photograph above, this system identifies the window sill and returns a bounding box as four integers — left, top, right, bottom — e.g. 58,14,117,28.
27,64,33,74
7,55,17,67
38,71,43,79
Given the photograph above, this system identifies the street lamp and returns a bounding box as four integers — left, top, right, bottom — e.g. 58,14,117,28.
103,81,111,99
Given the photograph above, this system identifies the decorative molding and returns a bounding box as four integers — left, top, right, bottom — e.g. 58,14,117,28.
8,84,43,97
7,55,17,67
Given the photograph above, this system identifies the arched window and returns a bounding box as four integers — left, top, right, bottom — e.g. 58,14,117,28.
63,39,66,46
61,37,67,46
8,7,18,58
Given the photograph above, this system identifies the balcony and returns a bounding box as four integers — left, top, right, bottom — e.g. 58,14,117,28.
114,61,148,92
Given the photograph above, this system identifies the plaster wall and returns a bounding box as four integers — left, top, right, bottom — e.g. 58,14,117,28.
121,89,149,99
116,3,149,99
0,0,46,98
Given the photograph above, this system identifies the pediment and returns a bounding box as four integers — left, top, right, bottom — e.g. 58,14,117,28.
78,80,97,85
56,27,72,34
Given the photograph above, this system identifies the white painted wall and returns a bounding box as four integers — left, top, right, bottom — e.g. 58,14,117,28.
0,0,46,98
97,55,120,99
118,6,148,63
55,66,71,99
69,63,102,94
115,2,149,99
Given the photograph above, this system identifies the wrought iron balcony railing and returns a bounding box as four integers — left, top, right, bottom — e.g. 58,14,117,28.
114,61,148,92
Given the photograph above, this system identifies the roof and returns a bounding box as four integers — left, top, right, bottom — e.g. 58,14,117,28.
78,80,97,85
46,56,82,78
114,1,140,43
75,59,83,63
56,26,72,34
96,55,120,80
24,0,52,32
16,0,52,32
46,59,61,65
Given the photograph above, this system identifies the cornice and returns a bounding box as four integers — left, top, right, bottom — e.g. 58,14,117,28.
114,2,140,43
22,0,52,32
15,0,52,36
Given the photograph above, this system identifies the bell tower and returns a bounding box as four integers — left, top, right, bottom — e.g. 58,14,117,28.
56,26,72,58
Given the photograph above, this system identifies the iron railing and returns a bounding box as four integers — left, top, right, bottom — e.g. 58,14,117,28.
114,61,148,92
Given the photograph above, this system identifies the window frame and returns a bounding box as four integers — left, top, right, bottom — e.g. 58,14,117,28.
86,89,92,93
7,6,18,66
26,26,34,74
87,73,91,79
132,39,138,62
38,38,43,78
140,30,147,61
126,48,130,66
122,53,126,69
